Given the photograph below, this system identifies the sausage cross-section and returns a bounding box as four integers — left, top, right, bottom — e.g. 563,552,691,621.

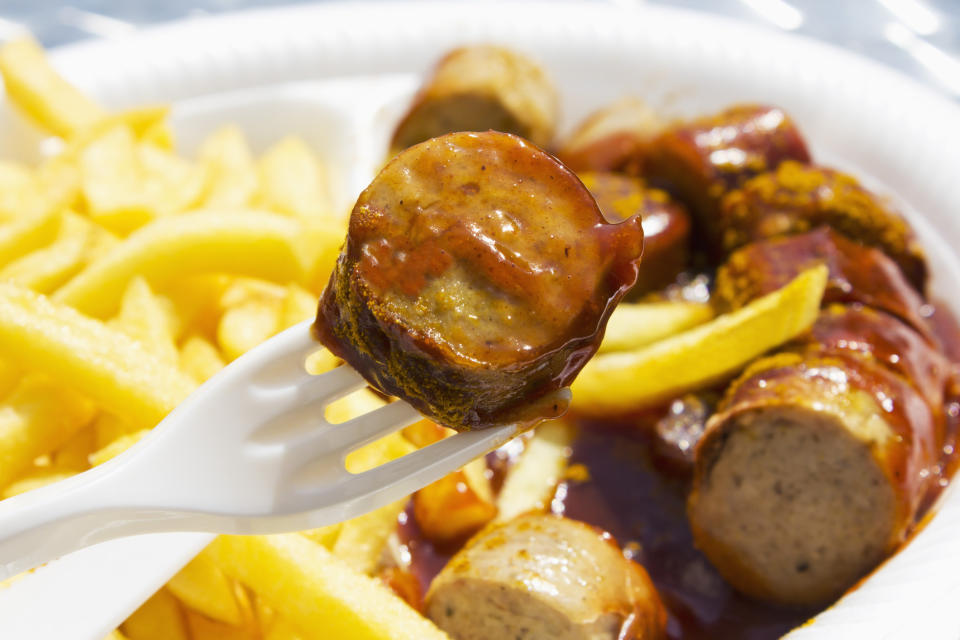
425,513,666,640
314,131,645,430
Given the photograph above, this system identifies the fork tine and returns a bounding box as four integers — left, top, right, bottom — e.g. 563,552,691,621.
294,422,518,498
286,400,422,472
293,364,367,402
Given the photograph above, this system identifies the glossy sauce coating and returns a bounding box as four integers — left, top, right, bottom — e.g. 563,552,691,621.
579,172,691,297
315,131,644,429
714,227,932,339
644,105,810,250
717,161,927,290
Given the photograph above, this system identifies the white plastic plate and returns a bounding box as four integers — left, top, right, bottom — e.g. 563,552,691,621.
1,2,959,639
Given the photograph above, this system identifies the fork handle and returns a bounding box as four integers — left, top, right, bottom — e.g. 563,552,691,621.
0,463,189,581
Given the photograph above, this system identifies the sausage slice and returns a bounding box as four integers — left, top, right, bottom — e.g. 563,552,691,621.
314,131,645,430
689,347,941,606
426,513,666,640
717,161,927,290
644,104,810,251
579,172,691,297
714,227,931,338
390,46,558,154
557,97,665,175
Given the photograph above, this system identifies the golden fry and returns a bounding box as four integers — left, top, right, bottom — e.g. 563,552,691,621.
2,468,76,499
209,534,448,640
571,265,828,414
179,335,226,384
198,126,258,208
0,376,95,488
495,419,573,522
55,210,310,318
0,211,92,293
0,283,195,429
0,208,60,268
89,429,149,467
599,301,715,353
109,277,179,365
257,137,332,224
122,588,189,640
0,37,105,138
167,547,245,626
217,300,282,361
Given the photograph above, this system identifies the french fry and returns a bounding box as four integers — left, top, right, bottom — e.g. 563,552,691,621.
138,143,207,215
572,265,828,414
141,117,174,151
198,126,258,208
184,609,256,640
103,630,129,640
179,335,226,384
0,37,105,138
413,467,497,543
280,283,317,329
167,547,245,626
333,499,408,575
0,161,33,221
164,274,232,340
52,421,96,471
80,125,155,234
0,211,92,293
257,137,332,224
299,523,342,549
55,210,310,318
0,376,96,488
0,283,195,429
0,207,60,268
264,617,304,640
122,588,189,640
109,277,179,365
89,429,149,466
209,534,449,640
2,468,76,499
92,411,136,450
217,300,282,361
0,360,22,400
495,420,574,522
599,301,715,353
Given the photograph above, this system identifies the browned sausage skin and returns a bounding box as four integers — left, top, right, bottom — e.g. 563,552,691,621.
314,131,645,431
643,104,810,250
688,345,940,606
578,172,691,297
714,227,931,339
390,46,558,154
556,97,665,175
425,513,666,640
717,161,927,290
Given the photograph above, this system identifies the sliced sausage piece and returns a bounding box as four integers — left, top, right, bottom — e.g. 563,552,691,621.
643,104,810,252
314,131,645,430
557,97,665,174
425,513,666,640
390,46,558,154
714,227,931,339
807,304,951,412
579,172,690,297
717,161,927,290
688,349,940,606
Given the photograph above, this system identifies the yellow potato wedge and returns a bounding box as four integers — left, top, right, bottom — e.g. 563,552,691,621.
0,211,92,293
55,210,309,318
0,283,195,429
109,277,179,365
0,376,96,488
0,208,61,268
2,468,76,499
80,125,155,234
495,419,574,522
0,37,105,138
217,300,282,361
257,137,332,224
333,499,408,575
122,588,189,640
52,422,96,471
198,126,259,208
571,265,828,414
167,547,245,626
209,534,449,640
179,335,227,384
599,301,715,353
89,429,149,467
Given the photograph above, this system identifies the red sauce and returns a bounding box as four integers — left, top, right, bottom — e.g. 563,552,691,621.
394,301,960,639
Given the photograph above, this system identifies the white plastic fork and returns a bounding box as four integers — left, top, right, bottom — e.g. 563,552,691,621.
0,319,534,581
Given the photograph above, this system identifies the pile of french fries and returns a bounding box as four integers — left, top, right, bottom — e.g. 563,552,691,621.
0,36,829,640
